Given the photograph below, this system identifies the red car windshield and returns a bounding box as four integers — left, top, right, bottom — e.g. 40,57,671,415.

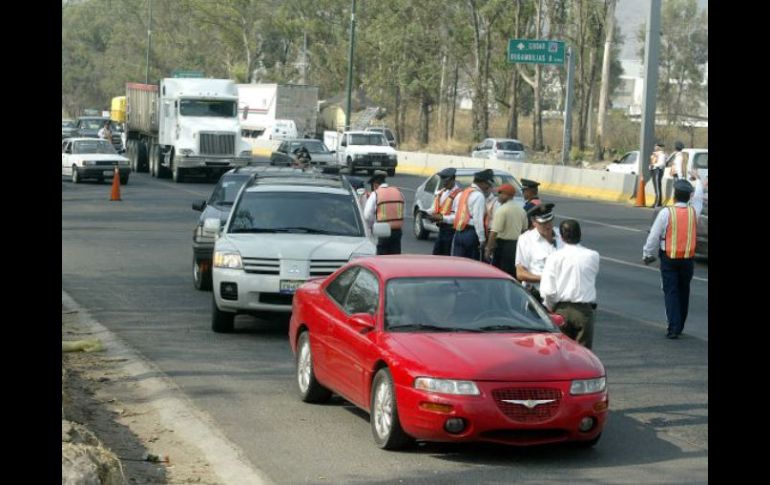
384,277,555,332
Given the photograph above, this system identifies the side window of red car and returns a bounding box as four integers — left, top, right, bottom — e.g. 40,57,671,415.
326,266,360,307
343,268,380,315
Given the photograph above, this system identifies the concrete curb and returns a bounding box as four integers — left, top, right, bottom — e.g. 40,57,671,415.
62,290,273,485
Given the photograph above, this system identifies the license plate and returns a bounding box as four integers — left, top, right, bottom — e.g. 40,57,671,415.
372,161,381,167
279,280,305,294
103,170,114,176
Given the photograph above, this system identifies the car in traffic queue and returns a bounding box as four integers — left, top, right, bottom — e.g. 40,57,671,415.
209,167,390,332
269,139,338,167
192,166,263,291
62,138,130,184
471,138,527,163
606,151,640,175
411,168,525,240
75,116,124,151
695,190,708,260
62,119,78,140
289,255,608,449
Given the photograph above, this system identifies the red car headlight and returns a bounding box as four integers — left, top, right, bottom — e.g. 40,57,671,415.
414,377,480,396
570,377,607,395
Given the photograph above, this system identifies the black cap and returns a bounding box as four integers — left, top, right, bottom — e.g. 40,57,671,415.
367,170,388,185
521,178,540,189
655,141,665,148
437,167,456,178
675,141,685,151
673,179,694,193
474,169,495,184
528,202,555,223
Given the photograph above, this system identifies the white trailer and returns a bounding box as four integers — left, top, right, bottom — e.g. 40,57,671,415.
237,84,319,144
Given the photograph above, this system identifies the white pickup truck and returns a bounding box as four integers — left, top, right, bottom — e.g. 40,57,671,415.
326,130,398,176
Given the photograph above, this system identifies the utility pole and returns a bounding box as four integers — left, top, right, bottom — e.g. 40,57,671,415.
344,0,357,131
145,0,152,84
595,0,616,160
297,32,309,84
639,0,661,181
561,46,575,165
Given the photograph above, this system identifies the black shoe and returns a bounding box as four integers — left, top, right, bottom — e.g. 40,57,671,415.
666,332,679,339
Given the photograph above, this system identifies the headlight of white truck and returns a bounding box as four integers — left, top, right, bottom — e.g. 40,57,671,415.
213,251,242,269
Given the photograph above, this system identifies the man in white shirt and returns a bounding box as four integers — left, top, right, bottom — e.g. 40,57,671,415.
649,142,667,208
642,174,704,339
540,220,600,349
515,203,562,301
433,169,494,260
97,120,112,142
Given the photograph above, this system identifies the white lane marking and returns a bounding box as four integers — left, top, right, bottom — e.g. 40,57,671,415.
601,255,708,282
559,215,645,233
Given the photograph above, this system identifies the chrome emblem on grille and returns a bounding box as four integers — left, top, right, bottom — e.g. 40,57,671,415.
501,399,555,409
288,265,300,275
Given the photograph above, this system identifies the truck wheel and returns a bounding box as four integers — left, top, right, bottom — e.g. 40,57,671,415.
212,296,235,333
413,210,429,240
172,164,185,183
71,166,81,184
193,256,212,291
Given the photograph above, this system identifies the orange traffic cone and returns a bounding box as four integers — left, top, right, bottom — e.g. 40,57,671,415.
634,174,646,207
110,166,122,201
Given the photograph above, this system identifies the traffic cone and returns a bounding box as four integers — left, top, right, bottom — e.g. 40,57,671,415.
634,174,646,207
110,166,121,201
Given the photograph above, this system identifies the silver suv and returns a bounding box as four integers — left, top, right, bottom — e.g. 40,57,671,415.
208,167,389,332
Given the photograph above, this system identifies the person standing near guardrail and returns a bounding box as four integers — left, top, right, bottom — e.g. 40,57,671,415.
642,176,704,339
649,142,667,208
426,168,462,255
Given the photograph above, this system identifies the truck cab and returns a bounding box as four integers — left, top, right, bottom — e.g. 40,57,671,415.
334,130,398,176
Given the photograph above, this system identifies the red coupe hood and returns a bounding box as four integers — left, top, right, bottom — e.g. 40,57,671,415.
384,332,604,382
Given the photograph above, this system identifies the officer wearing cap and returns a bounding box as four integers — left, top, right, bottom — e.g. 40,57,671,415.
642,174,704,339
364,170,406,255
515,203,563,301
425,167,462,255
434,169,495,260
521,179,542,228
484,183,528,276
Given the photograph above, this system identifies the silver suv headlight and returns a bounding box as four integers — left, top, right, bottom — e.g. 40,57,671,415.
213,251,243,269
570,377,606,395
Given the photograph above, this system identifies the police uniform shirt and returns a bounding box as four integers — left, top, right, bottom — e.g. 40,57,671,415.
442,184,487,244
653,150,667,169
673,152,685,177
540,243,600,311
642,179,704,258
515,227,563,286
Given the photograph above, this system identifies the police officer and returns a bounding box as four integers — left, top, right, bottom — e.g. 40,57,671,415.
521,179,542,228
436,169,495,260
515,203,562,302
426,168,462,255
642,177,704,339
364,170,405,255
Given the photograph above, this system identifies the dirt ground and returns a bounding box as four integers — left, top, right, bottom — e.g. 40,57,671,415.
62,309,222,485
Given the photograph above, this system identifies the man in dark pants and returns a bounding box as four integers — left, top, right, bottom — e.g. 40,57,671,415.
433,169,495,260
363,170,405,255
642,177,704,338
426,167,462,255
649,142,666,208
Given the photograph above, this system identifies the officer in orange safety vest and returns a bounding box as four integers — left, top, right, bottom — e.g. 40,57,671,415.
642,175,704,339
425,167,462,255
364,170,405,255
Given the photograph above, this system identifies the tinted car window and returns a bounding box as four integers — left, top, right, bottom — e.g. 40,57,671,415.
326,266,360,306
424,175,440,193
208,174,250,207
289,140,329,153
496,141,524,151
180,100,237,117
79,119,114,130
350,134,388,146
229,191,364,237
693,152,708,169
62,120,76,128
344,268,380,315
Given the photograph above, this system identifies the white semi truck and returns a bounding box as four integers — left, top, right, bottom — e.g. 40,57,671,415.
125,78,252,182
237,84,319,146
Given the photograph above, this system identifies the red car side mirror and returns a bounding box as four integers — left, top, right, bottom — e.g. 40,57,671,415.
550,314,565,327
348,313,375,330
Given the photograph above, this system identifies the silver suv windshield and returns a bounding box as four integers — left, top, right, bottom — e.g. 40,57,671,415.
229,191,364,237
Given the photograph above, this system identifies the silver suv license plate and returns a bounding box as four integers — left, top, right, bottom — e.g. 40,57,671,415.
279,280,304,294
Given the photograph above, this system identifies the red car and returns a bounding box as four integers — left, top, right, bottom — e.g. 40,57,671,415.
288,255,608,449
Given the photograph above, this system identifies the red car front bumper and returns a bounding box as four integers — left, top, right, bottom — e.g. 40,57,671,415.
396,380,608,446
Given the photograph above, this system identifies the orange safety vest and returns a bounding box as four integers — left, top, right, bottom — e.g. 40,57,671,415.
432,187,462,215
664,206,697,259
375,186,405,230
453,187,488,233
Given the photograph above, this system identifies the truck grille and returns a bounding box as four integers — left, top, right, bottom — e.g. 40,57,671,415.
309,259,348,276
492,388,562,423
200,133,235,156
242,257,280,275
364,154,390,163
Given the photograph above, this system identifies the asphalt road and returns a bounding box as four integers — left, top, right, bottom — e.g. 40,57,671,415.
62,168,708,484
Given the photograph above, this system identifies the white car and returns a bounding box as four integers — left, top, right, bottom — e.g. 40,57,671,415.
62,138,130,184
471,138,527,162
606,151,640,175
335,131,398,176
209,167,389,332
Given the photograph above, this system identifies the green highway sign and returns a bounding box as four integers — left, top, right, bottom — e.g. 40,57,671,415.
172,70,204,78
507,39,565,65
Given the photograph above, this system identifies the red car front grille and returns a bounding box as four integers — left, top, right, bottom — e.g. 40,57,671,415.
492,388,562,423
